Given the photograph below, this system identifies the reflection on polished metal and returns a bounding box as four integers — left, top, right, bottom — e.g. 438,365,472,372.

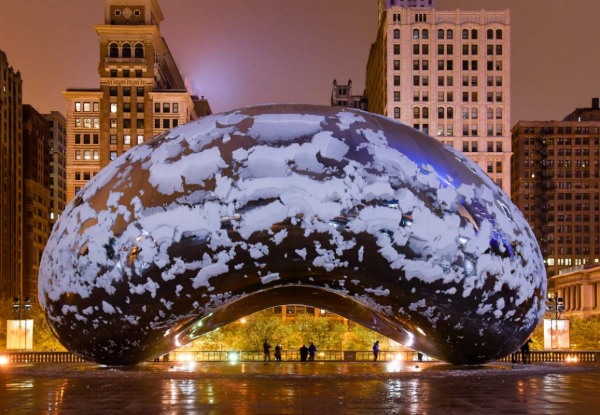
39,104,546,365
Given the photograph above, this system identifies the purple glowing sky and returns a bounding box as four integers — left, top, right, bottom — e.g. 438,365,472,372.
1,0,599,122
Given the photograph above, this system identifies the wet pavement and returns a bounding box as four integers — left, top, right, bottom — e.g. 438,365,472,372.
1,360,600,414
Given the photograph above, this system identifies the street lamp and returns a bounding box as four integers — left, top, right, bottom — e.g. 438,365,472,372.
12,296,32,350
545,292,565,349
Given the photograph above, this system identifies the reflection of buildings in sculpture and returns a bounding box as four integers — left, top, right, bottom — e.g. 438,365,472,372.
63,0,211,203
547,264,600,319
365,0,511,194
331,80,367,110
0,50,23,302
22,105,52,300
512,98,600,277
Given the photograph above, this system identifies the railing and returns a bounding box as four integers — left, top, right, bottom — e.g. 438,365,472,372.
1,350,599,364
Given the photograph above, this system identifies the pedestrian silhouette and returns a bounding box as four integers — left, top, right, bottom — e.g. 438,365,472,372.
372,340,380,361
274,344,282,361
299,344,309,362
308,342,317,361
520,337,533,364
263,339,271,361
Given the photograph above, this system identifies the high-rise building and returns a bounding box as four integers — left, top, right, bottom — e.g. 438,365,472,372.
22,105,51,300
44,111,67,227
511,98,600,277
0,50,24,301
63,0,211,202
331,79,367,110
365,0,511,194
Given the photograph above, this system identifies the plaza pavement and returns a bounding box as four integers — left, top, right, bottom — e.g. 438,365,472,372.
1,360,599,414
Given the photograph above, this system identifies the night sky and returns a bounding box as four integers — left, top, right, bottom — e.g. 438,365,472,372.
1,0,599,123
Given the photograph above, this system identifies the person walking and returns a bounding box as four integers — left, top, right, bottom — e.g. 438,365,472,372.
274,344,282,361
299,344,309,362
263,339,271,362
308,342,317,361
372,340,380,361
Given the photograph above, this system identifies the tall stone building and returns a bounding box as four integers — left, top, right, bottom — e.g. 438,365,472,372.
22,105,51,300
44,111,67,227
0,50,23,301
512,98,600,277
365,0,511,194
63,0,211,202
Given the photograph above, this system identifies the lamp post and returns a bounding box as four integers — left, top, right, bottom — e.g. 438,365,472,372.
545,292,565,349
12,296,32,350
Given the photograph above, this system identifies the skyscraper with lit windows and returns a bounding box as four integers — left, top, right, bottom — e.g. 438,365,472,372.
63,0,211,202
365,0,511,194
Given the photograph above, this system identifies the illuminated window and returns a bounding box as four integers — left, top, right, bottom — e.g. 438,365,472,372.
110,103,117,113
137,135,144,144
93,151,99,160
110,151,117,161
75,102,81,112
124,135,131,145
110,119,117,128
93,102,99,112
84,150,91,160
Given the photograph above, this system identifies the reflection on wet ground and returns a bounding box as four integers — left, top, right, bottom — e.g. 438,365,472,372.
1,361,599,414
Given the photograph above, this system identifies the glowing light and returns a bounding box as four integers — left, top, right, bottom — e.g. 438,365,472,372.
240,318,247,324
565,355,579,363
228,351,239,364
416,327,426,336
0,356,8,365
175,352,194,362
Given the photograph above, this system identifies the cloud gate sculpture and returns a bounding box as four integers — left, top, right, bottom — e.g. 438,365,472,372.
39,104,546,365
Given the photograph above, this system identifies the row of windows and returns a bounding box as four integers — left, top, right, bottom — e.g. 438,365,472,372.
399,28,504,40
74,171,97,181
74,134,99,145
522,126,600,135
109,86,145,97
154,118,180,129
108,42,145,59
522,137,598,145
74,118,100,129
74,102,99,112
109,69,143,78
111,102,145,113
74,150,99,161
110,134,145,145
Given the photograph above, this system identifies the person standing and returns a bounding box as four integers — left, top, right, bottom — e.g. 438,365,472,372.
372,340,380,361
299,344,309,362
263,339,271,362
308,342,317,361
520,338,533,364
274,344,282,361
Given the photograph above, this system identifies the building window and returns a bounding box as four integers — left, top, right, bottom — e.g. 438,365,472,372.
123,69,130,78
136,119,144,129
413,107,420,119
437,29,444,39
110,134,117,145
123,102,131,113
75,102,82,112
137,135,144,144
93,151,99,160
109,42,119,58
422,29,429,39
394,76,401,86
110,86,117,96
394,29,400,39
110,151,117,161
462,29,468,39
110,103,117,113
394,44,400,55
163,103,170,113
137,87,144,97
123,119,131,129
154,119,160,128
123,87,131,97
83,134,90,144
134,42,144,58
173,103,179,113
163,119,171,129
93,102,99,112
447,29,453,39
110,119,117,128
154,102,160,113
413,29,419,39
75,150,81,160
487,29,493,40
124,135,131,145
173,119,179,128
471,29,478,39
496,29,503,39
122,43,131,58
394,91,400,101
137,102,144,113
75,172,81,180
135,70,142,78
84,150,91,160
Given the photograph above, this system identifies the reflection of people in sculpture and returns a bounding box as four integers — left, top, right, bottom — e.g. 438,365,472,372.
263,339,271,361
372,340,380,361
520,338,533,364
274,344,282,361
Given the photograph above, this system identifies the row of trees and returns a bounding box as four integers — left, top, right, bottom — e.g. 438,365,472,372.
3,299,600,352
